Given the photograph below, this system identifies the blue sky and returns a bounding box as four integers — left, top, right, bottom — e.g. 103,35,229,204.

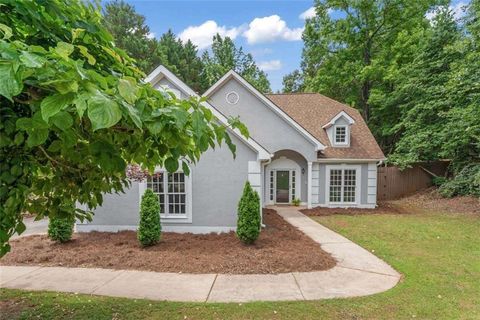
122,0,314,91
122,0,469,92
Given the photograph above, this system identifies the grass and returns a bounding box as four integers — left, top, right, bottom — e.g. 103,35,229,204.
1,209,479,319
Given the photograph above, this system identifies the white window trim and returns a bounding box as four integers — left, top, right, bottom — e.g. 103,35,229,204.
138,166,193,224
268,168,300,204
325,164,361,206
333,125,349,147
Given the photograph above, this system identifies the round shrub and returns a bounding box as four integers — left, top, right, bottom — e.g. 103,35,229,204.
236,181,261,244
138,188,161,247
48,215,75,243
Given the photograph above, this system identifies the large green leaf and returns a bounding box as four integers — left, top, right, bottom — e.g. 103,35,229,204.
164,157,179,172
51,111,73,131
87,92,122,131
0,61,22,101
19,51,46,68
26,128,49,147
40,93,74,122
54,42,74,59
118,77,138,104
120,102,142,129
0,23,12,40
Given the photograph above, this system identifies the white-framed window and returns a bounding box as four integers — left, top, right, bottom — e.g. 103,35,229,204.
326,165,360,205
140,167,192,223
334,125,348,145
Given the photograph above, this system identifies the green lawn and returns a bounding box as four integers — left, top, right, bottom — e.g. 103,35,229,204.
1,210,479,319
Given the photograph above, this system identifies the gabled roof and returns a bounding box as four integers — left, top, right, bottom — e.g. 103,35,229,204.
266,93,385,160
203,70,326,151
322,111,355,129
145,65,272,160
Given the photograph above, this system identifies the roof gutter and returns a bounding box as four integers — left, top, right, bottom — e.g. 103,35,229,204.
315,158,387,163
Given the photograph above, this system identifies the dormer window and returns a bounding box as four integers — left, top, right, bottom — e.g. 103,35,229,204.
334,125,348,145
322,111,355,148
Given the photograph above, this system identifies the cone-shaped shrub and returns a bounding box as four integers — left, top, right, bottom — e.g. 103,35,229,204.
236,181,261,244
138,188,161,246
48,215,75,243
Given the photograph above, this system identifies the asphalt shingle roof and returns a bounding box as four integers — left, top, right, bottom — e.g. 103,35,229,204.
266,93,385,160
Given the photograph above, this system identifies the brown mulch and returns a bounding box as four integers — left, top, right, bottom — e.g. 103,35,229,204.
301,201,406,217
0,209,336,274
302,187,479,217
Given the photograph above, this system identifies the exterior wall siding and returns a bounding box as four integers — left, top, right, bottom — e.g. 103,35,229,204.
208,79,318,161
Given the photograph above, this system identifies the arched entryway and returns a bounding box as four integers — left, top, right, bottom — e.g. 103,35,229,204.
264,150,308,205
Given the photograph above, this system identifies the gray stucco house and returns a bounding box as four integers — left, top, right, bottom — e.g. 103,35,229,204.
77,65,385,233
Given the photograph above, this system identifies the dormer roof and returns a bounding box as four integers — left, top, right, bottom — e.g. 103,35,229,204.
266,93,385,160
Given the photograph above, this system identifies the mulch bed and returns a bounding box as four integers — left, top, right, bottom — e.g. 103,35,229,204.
302,187,479,217
0,209,336,274
397,188,479,215
301,202,406,216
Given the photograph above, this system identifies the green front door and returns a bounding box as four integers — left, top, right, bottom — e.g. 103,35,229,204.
276,170,290,203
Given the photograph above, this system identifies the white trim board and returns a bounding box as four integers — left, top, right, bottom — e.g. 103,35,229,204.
203,70,326,151
322,110,355,129
145,65,272,161
315,159,386,163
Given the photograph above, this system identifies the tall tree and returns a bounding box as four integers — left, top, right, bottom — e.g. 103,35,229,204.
390,4,479,196
390,8,462,165
282,70,304,93
201,34,271,93
156,30,204,93
103,0,159,73
302,0,437,123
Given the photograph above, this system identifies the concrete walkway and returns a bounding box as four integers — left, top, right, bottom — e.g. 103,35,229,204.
1,207,401,302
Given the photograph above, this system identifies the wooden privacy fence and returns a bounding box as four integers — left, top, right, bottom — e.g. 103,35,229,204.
377,161,449,200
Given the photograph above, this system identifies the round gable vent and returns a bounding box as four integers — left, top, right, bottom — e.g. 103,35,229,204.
226,91,239,105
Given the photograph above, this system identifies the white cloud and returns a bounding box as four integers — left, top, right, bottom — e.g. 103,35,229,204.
179,20,242,49
299,7,316,20
258,60,282,71
426,2,468,21
146,32,155,39
243,15,303,44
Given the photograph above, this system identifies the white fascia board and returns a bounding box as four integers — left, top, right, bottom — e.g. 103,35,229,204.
316,158,386,163
145,65,272,161
322,111,356,129
203,70,326,151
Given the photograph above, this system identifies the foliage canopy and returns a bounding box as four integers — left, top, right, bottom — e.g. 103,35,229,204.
0,0,245,255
